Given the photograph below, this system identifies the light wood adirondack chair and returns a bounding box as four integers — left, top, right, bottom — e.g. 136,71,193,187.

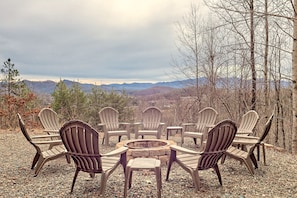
181,107,218,146
99,107,130,145
38,108,61,134
222,113,274,175
17,113,69,176
166,120,237,192
134,106,165,139
59,120,128,196
237,110,259,135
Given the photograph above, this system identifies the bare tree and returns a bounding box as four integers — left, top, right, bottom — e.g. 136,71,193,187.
292,0,297,154
171,4,203,100
205,0,258,110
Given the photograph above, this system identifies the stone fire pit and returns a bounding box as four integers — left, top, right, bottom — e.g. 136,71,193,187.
116,139,176,166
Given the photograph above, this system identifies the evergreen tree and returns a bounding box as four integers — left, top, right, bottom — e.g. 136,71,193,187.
0,58,25,96
51,80,71,120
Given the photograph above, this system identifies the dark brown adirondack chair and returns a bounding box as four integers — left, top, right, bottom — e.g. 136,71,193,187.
166,120,237,192
59,120,128,195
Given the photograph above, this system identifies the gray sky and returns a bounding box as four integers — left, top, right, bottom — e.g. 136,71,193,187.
0,0,206,84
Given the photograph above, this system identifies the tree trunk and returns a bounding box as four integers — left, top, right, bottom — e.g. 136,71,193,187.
264,0,269,108
292,0,297,154
250,0,257,110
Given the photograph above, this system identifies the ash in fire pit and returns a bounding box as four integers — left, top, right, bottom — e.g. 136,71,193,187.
116,139,176,166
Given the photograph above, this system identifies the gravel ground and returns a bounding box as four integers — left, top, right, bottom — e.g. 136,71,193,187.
0,129,297,198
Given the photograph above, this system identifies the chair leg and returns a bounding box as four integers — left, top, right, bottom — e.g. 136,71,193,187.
191,171,200,192
105,136,109,146
221,154,226,164
65,154,71,164
90,173,95,178
193,138,197,145
250,153,258,169
155,166,162,198
71,169,80,193
243,158,255,175
127,133,130,140
262,144,267,165
34,157,48,177
124,166,132,198
31,153,40,169
257,145,260,161
166,150,176,181
213,164,222,185
99,173,108,196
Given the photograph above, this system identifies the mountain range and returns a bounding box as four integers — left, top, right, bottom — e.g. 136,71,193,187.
24,77,289,96
23,79,198,95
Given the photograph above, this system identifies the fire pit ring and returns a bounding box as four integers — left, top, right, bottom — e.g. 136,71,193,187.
116,139,176,166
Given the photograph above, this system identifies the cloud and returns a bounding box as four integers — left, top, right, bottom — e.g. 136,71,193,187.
0,0,200,84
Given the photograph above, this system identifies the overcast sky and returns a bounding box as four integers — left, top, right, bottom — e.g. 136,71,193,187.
0,0,207,84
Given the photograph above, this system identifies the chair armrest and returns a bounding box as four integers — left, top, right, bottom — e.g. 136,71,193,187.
133,122,142,125
32,139,63,145
237,130,253,135
119,122,130,125
133,122,143,131
182,123,196,133
102,146,128,157
170,145,201,155
31,134,61,139
205,124,215,129
158,122,165,129
43,129,59,133
119,122,130,129
182,123,196,126
235,135,259,139
98,123,107,132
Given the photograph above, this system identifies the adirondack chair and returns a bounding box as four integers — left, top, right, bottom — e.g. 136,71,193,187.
38,108,61,134
59,120,128,195
181,107,218,146
222,113,274,175
17,113,69,176
99,107,130,145
166,120,237,192
134,106,165,139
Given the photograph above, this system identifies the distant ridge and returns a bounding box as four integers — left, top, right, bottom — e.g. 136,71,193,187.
23,79,198,95
23,77,290,95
